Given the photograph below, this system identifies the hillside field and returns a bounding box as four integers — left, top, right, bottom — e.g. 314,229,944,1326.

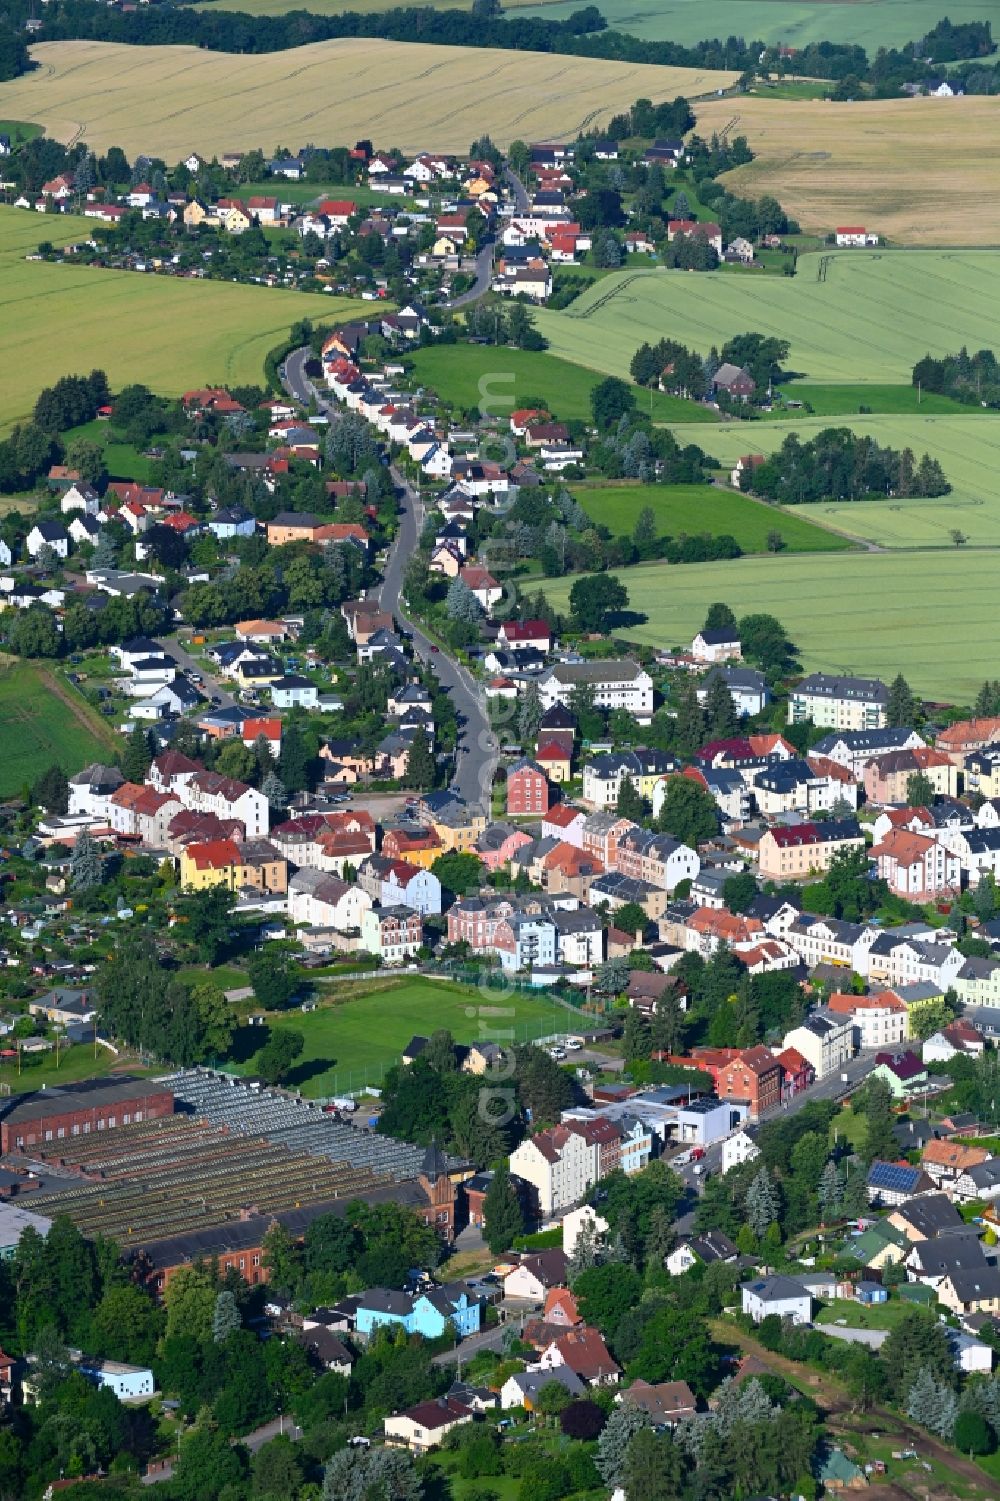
693,94,1000,245
575,482,851,552
0,205,366,431
671,416,1000,548
514,0,1000,49
0,41,736,158
536,550,1000,702
407,345,716,425
534,254,1000,387
0,659,120,796
243,978,572,1095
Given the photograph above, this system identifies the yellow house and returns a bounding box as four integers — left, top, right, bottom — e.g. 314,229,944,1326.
235,659,284,689
886,983,945,1039
179,839,245,891
432,233,462,258
432,809,487,853
536,745,572,783
381,829,444,869
938,1269,1000,1317
183,199,210,227
221,205,252,235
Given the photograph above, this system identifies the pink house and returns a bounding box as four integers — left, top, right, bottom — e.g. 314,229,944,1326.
507,759,550,817
478,825,533,872
871,829,960,901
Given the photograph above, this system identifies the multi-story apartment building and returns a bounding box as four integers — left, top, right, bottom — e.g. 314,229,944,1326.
788,673,888,731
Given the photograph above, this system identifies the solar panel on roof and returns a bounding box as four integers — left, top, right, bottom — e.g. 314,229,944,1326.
868,1162,918,1191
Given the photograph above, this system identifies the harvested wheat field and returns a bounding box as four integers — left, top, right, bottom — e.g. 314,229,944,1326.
694,94,1000,245
1,41,736,158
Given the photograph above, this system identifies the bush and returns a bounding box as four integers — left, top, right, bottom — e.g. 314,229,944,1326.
560,1399,606,1440
954,1409,995,1455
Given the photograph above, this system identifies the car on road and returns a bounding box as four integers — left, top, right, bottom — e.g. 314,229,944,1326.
430,645,439,653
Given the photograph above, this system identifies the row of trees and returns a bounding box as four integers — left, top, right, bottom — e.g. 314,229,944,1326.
913,346,1000,410
742,427,950,504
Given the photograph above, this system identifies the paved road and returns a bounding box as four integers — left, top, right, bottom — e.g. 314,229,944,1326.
447,238,494,309
141,1416,302,1484
281,353,496,809
171,636,236,709
504,167,530,214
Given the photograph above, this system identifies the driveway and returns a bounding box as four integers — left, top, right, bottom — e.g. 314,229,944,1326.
171,636,236,709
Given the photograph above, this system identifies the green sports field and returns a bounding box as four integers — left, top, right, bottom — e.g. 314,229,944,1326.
534,253,1000,388
575,482,851,552
0,658,121,796
248,977,574,1095
514,0,1000,50
0,204,369,431
537,549,1000,702
671,416,1000,548
406,344,717,425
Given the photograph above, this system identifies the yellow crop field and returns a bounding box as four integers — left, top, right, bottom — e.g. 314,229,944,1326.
0,40,736,158
693,94,1000,246
0,204,368,431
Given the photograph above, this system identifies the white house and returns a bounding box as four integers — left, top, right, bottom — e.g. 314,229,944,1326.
383,1396,472,1452
288,869,372,931
562,1204,609,1258
60,482,101,516
26,522,70,559
77,1358,155,1399
721,1128,760,1175
539,661,654,725
835,227,879,247
271,675,319,710
782,1009,854,1079
500,1367,585,1411
741,1275,812,1325
501,1248,569,1303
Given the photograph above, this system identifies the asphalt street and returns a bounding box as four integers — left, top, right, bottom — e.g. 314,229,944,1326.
281,351,496,809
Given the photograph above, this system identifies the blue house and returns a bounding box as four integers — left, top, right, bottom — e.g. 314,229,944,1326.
411,1284,482,1339
354,1283,483,1341
208,507,256,541
855,1280,889,1306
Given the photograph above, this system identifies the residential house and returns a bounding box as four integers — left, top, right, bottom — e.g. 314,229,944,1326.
867,1160,936,1206
826,990,908,1050
788,673,889,731
691,629,742,664
502,1249,570,1302
741,1276,812,1325
782,1009,854,1079
384,1396,472,1452
26,522,69,559
620,1379,697,1428
536,1326,620,1386
360,905,423,963
509,1123,597,1217
500,1366,585,1411
758,821,866,881
714,1047,783,1120
507,760,550,817
872,830,961,901
539,661,654,724
870,1049,928,1098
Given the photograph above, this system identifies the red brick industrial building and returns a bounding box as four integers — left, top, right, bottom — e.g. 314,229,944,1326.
0,1077,174,1153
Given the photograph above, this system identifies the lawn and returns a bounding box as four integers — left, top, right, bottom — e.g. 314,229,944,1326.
829,1106,869,1152
406,344,716,425
0,119,43,145
513,0,1000,49
1,40,736,158
239,977,574,1096
535,548,1000,703
62,418,157,485
776,383,974,417
669,415,1000,549
693,92,1000,245
575,482,851,552
0,203,368,431
535,253,1000,388
0,1043,130,1095
816,1298,916,1331
0,658,121,797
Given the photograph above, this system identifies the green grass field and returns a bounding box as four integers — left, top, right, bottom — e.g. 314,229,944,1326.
670,415,1000,548
244,977,574,1095
0,658,121,796
0,119,42,145
62,418,156,484
534,253,1000,388
406,344,716,425
537,549,1000,702
576,482,851,552
777,383,974,417
0,204,370,431
514,0,1000,49
0,1043,131,1094
816,1298,916,1331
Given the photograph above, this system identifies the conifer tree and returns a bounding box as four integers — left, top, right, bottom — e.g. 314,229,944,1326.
70,828,104,891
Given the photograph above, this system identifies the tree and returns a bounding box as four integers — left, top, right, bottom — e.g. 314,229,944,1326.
882,1311,955,1401
656,776,718,847
322,1446,423,1501
859,1075,897,1164
483,1162,523,1254
536,1379,572,1420
217,739,255,783
704,602,737,632
247,948,296,1011
560,1400,605,1440
622,1007,651,1063
431,850,484,897
886,672,917,727
722,870,757,913
403,727,436,790
70,827,104,891
255,1029,304,1085
34,764,69,814
745,1168,780,1239
164,1264,216,1343
817,1158,843,1221
622,1428,684,1501
703,672,738,737
261,769,287,811
10,604,61,658
591,376,635,430
569,573,629,632
212,1289,242,1344
954,1409,995,1455
279,721,310,793
906,771,936,808
251,1436,305,1497
907,1366,957,1438
615,777,646,822
121,723,153,782
673,680,705,757
182,885,235,965
262,1221,301,1297
518,679,543,747
595,1401,650,1486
